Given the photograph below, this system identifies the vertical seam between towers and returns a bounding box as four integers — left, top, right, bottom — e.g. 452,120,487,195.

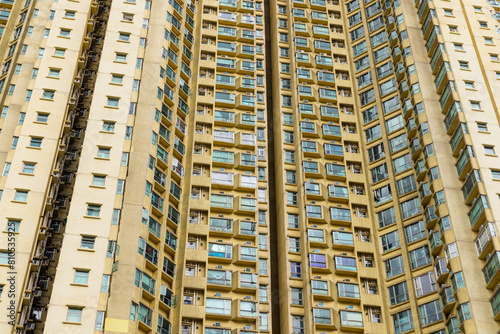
263,0,280,332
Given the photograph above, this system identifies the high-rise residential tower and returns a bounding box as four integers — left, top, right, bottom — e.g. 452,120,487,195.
1,0,500,332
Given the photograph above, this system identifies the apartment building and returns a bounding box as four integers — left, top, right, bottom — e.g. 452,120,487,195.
1,0,500,332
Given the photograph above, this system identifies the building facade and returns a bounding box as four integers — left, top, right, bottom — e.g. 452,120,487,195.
1,0,500,332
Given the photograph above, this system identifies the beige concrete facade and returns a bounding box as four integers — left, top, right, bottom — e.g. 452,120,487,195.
2,0,500,332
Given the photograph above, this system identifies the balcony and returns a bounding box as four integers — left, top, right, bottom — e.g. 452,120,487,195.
461,170,482,205
429,231,443,256
444,102,462,134
450,123,468,156
339,310,364,332
330,206,352,226
236,44,255,59
456,146,475,180
334,256,357,275
469,195,489,231
154,168,167,190
234,245,257,264
434,257,449,283
236,77,255,91
322,124,341,140
327,185,349,203
151,192,164,215
235,153,256,170
211,172,234,189
235,196,257,214
419,182,432,206
415,160,427,181
210,194,233,212
406,118,417,138
337,282,360,303
313,308,335,329
424,206,438,229
318,88,337,103
326,163,346,180
410,138,422,159
440,286,456,313
305,182,325,200
483,251,500,289
332,231,354,249
213,131,235,146
491,288,500,320
475,222,497,259
208,243,233,262
320,106,339,121
209,218,232,236
233,219,257,239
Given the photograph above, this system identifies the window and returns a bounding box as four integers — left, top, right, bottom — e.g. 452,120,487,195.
36,113,49,123
393,309,413,334
291,287,303,305
107,97,119,107
491,54,499,61
459,61,469,69
92,175,106,187
444,8,453,15
291,261,301,278
54,48,66,57
2,163,10,176
59,29,71,37
22,162,35,174
292,315,304,334
42,90,55,100
115,53,127,62
385,255,404,278
464,81,475,89
95,311,105,331
14,190,28,202
451,271,465,292
477,123,488,132
419,300,443,325
313,308,332,324
29,137,43,148
377,207,396,228
206,298,231,315
259,312,268,331
492,170,500,180
480,21,488,28
409,246,431,269
388,281,409,306
449,25,458,33
337,282,359,298
74,270,89,284
86,204,101,217
67,307,83,323
289,237,300,253
485,145,495,155
97,147,110,158
259,285,268,302
288,214,299,229
80,236,95,249
6,220,20,233
474,6,482,12
414,271,436,297
458,302,472,324
485,37,494,45
381,230,400,252
400,197,421,219
111,74,123,84
405,220,426,243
